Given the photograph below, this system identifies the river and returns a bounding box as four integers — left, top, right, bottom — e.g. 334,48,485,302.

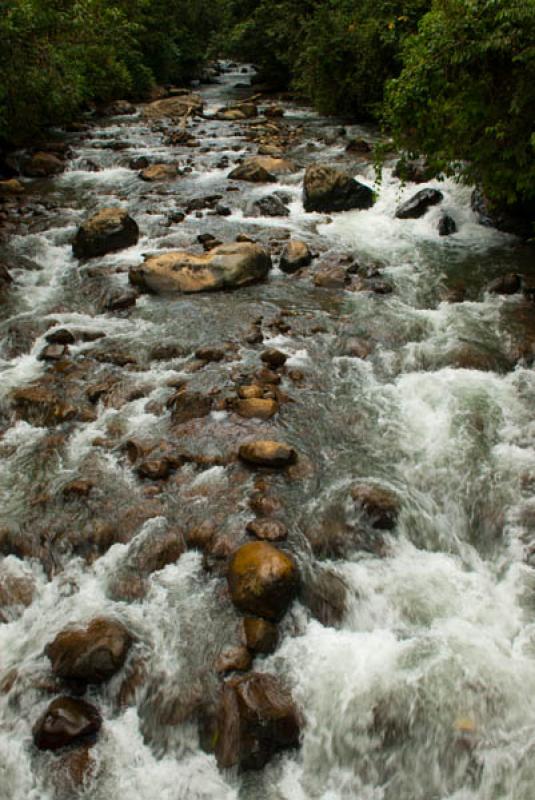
1,62,535,800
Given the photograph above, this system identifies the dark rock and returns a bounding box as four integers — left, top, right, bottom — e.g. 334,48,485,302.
345,138,372,154
23,152,65,178
247,195,289,217
228,541,298,620
314,265,349,289
215,673,300,769
471,188,535,239
46,328,75,345
195,346,225,362
303,164,374,213
167,387,212,425
46,618,132,684
395,188,443,220
243,618,278,654
38,344,68,361
33,697,101,751
215,646,252,674
73,208,139,259
487,273,522,295
104,289,138,312
393,157,434,184
129,156,150,170
260,348,287,369
438,214,457,236
136,459,172,480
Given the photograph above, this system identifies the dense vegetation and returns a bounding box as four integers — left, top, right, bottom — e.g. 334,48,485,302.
0,0,534,218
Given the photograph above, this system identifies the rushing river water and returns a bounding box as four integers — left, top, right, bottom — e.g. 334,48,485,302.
1,63,535,800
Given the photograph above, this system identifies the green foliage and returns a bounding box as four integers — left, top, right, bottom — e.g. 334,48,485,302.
0,0,225,145
385,0,535,206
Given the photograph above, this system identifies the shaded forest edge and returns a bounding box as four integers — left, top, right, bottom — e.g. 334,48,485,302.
0,0,534,232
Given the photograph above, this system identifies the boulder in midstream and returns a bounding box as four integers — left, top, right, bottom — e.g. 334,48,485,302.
129,242,271,294
280,240,312,273
72,208,139,259
33,697,101,751
303,164,374,213
238,440,296,468
227,541,298,620
395,188,443,219
45,617,132,684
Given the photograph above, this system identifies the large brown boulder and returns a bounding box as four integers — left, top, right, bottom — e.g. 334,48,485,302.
235,398,278,420
245,156,297,176
143,94,203,121
303,164,374,213
239,440,296,468
33,697,101,751
46,618,132,684
215,673,300,769
228,541,298,620
130,242,271,294
215,102,258,121
73,208,139,259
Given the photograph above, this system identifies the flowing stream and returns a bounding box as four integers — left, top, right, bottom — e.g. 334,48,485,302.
1,63,535,800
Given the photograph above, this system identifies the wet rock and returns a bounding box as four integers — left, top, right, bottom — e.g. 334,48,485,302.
239,440,296,468
11,384,77,426
73,207,139,259
130,242,271,294
314,265,349,289
279,240,312,273
300,565,348,626
261,348,287,369
487,273,522,295
228,161,277,183
33,697,101,751
238,385,264,400
254,368,281,385
215,646,252,674
228,541,298,620
136,458,172,480
195,346,225,362
46,617,132,684
264,105,284,119
186,521,216,551
46,328,76,345
215,672,300,769
471,188,535,238
215,102,258,121
246,518,287,541
395,188,443,219
247,194,289,217
248,156,297,176
438,214,457,236
243,618,278,654
129,156,150,170
0,264,13,291
303,164,374,213
351,483,400,530
168,387,212,425
63,479,94,498
103,288,138,312
0,568,35,619
143,94,203,121
139,163,180,181
23,152,65,177
235,398,278,420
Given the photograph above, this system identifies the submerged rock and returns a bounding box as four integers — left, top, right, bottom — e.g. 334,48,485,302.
139,163,180,181
260,348,287,369
280,240,312,273
228,541,298,620
351,483,400,529
300,565,349,627
303,164,374,213
130,242,271,294
215,673,300,769
33,697,101,751
46,617,132,684
73,208,139,259
246,518,288,541
395,188,443,219
487,273,522,295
